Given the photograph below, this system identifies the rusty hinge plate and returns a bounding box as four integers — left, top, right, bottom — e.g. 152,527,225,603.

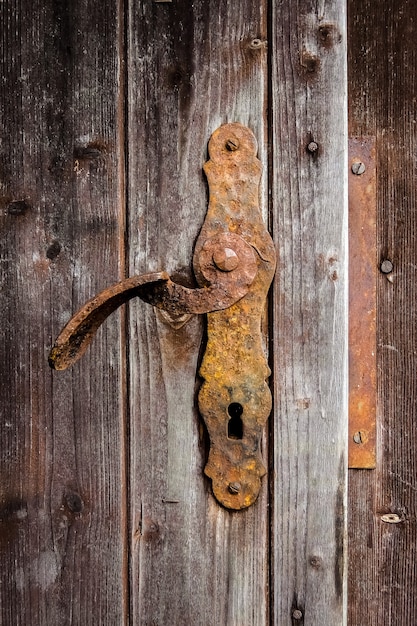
348,137,377,469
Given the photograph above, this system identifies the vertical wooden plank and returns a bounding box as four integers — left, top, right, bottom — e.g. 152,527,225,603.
270,2,348,624
0,1,127,623
348,1,417,623
127,1,269,623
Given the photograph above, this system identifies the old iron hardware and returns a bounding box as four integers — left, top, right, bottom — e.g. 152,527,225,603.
348,137,377,469
49,123,276,510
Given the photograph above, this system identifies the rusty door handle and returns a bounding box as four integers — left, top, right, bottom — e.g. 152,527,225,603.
49,231,258,372
49,123,276,510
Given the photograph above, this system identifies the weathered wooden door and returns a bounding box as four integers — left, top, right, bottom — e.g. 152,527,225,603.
2,1,414,625
348,2,417,624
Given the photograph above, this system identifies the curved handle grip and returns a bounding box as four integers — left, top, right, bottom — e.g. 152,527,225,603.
49,272,168,370
49,232,258,371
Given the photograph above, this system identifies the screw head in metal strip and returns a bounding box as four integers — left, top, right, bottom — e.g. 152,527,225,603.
353,431,363,444
353,430,369,445
351,160,366,175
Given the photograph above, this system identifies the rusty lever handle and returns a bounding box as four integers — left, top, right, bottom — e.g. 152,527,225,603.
49,231,258,371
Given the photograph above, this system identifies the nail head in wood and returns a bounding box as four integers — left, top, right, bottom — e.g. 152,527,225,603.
380,259,393,274
249,38,263,49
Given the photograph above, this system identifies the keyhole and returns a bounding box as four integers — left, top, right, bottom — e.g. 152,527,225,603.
227,403,244,439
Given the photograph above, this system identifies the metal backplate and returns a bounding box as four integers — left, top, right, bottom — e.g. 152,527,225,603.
196,124,276,509
348,137,377,469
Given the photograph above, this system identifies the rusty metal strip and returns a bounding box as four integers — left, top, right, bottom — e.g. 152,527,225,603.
348,137,377,469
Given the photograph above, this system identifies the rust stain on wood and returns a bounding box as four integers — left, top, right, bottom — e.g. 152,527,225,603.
348,137,377,469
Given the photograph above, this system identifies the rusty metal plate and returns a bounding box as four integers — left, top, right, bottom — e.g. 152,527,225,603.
196,124,276,509
348,137,377,469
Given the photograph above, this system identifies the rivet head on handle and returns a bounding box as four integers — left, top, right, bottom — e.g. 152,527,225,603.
213,247,239,272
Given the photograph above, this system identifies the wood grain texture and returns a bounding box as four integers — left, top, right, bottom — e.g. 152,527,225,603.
0,1,357,624
0,1,127,623
270,2,348,624
348,1,417,624
126,1,270,623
